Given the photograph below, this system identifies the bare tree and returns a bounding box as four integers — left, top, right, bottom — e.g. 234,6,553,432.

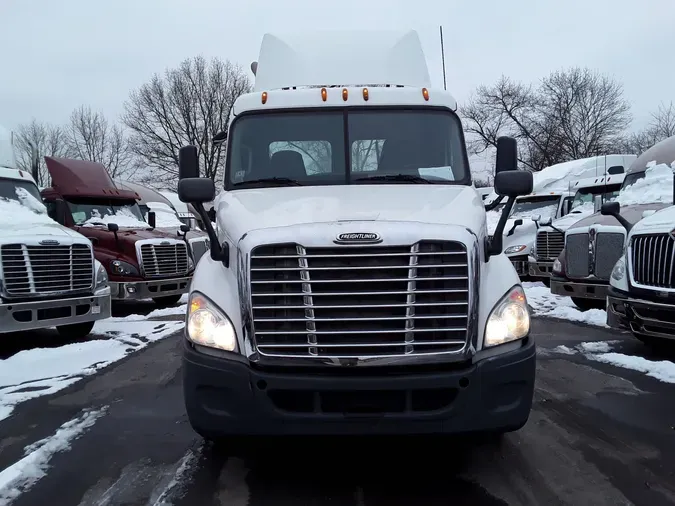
14,119,71,187
461,68,632,172
122,56,251,188
66,105,133,178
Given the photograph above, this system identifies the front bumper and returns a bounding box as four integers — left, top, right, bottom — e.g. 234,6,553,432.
182,337,536,436
507,254,529,276
110,276,191,301
0,289,111,333
528,258,554,279
550,276,608,300
607,287,675,340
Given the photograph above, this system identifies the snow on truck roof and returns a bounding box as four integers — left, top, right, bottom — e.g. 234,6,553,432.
0,166,38,185
254,30,432,92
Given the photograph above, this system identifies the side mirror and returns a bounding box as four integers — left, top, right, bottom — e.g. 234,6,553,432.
593,195,603,213
601,201,632,232
179,145,200,179
180,224,190,233
494,170,533,198
54,200,68,225
107,223,119,233
213,131,228,146
540,217,552,227
147,211,156,228
178,178,216,203
495,136,518,173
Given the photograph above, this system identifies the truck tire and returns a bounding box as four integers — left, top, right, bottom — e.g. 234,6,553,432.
56,321,96,340
571,297,604,311
153,295,182,307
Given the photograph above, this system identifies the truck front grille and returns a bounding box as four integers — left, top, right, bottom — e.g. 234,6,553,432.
0,244,93,297
536,230,564,260
632,234,675,289
250,241,470,358
565,231,624,281
139,242,189,277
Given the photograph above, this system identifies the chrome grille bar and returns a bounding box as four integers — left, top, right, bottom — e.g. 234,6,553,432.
535,230,564,260
139,242,190,277
249,241,469,358
632,234,675,289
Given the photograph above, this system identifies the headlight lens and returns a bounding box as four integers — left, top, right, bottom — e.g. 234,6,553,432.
611,256,625,281
552,258,563,275
109,259,139,276
187,292,237,352
504,244,527,255
94,261,108,290
484,285,530,348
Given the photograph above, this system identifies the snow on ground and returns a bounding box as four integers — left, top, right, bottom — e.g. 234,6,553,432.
0,316,184,421
114,304,187,322
0,407,107,505
550,340,675,384
523,281,608,327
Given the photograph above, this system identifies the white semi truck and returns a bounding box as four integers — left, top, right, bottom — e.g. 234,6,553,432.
0,126,111,338
175,30,536,440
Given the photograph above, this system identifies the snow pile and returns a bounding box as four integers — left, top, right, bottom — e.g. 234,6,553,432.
523,281,608,327
82,207,149,229
147,201,183,228
569,201,595,215
551,339,675,384
616,162,675,206
0,407,107,504
0,319,183,421
0,190,54,227
533,156,623,192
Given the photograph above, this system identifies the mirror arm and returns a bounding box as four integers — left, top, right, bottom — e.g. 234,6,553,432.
484,195,505,212
193,202,229,267
610,212,633,233
486,197,517,259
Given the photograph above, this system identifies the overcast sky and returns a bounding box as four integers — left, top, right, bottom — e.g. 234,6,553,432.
2,0,674,135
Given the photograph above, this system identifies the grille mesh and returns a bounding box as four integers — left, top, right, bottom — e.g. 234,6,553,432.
632,234,675,289
139,242,189,277
250,241,470,358
536,230,564,260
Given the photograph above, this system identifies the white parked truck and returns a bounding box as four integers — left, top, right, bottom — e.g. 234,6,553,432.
528,173,625,281
175,30,536,440
487,154,635,277
0,128,111,337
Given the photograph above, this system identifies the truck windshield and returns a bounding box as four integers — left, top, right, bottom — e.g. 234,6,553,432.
620,171,646,191
570,183,622,211
0,178,46,214
226,109,469,189
510,195,559,220
65,197,146,226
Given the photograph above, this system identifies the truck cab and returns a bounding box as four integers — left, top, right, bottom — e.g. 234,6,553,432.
0,138,111,338
175,30,536,440
529,173,625,281
41,157,195,307
550,147,674,311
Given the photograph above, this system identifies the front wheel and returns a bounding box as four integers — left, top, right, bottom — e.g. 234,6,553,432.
56,321,96,340
572,297,604,311
153,295,182,308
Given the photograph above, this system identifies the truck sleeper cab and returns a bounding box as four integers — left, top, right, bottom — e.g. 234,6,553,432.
0,167,111,337
176,30,536,439
41,157,194,306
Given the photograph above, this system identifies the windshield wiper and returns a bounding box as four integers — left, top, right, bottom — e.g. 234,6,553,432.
233,177,303,187
354,174,431,184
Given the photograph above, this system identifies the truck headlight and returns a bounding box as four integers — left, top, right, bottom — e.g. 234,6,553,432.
609,256,628,292
484,285,530,348
94,260,108,290
552,258,563,275
110,260,139,276
504,245,527,255
187,292,237,352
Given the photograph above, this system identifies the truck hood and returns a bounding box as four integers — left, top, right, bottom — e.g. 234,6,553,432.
0,222,85,240
217,185,485,240
630,205,675,235
74,225,189,258
566,203,669,231
550,208,595,231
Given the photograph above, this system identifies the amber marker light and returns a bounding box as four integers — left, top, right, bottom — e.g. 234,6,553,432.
362,88,369,101
321,87,327,101
342,88,348,101
261,91,268,104
422,88,429,101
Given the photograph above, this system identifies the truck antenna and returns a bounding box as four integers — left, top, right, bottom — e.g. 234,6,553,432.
440,26,447,91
